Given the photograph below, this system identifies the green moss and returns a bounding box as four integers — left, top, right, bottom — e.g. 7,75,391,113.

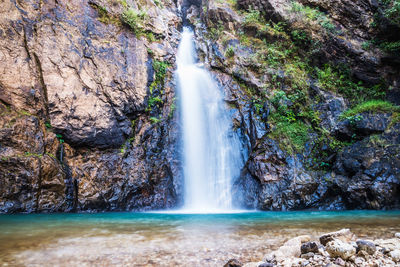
243,9,263,26
315,64,386,104
391,112,400,125
45,152,56,159
269,113,310,154
90,3,121,26
120,144,126,154
150,117,161,124
153,0,163,8
340,100,400,118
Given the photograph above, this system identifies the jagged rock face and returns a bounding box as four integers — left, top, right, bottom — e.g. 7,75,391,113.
234,118,400,211
0,0,148,148
0,0,183,213
196,0,400,213
237,0,400,97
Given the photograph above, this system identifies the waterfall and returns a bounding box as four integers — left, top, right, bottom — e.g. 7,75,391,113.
176,27,243,212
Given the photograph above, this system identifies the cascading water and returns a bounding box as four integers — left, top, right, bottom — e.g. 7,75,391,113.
176,27,243,212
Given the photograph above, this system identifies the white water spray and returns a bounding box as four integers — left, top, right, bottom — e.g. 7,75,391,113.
176,28,243,212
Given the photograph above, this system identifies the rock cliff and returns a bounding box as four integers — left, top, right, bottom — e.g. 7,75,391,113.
0,0,182,212
0,0,399,213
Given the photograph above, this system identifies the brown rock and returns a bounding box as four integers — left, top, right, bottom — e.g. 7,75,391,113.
224,258,243,267
320,229,354,246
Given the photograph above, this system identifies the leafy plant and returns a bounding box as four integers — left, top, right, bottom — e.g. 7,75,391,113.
243,9,262,26
56,133,65,144
225,46,235,58
340,100,400,118
121,8,148,35
291,2,336,33
90,3,121,25
150,117,161,124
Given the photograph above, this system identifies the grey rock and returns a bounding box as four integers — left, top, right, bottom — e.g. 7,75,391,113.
325,239,356,260
356,240,376,255
301,242,319,254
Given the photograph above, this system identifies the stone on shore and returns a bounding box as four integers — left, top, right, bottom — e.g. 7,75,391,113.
301,241,319,254
224,258,243,267
390,250,400,262
320,229,354,246
356,240,376,255
325,239,356,260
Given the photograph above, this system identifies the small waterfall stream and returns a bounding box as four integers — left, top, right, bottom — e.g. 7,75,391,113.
176,28,243,212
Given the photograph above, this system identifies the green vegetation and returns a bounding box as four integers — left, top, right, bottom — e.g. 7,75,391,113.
243,9,262,26
291,2,336,32
147,59,169,112
316,64,386,104
152,60,169,92
153,0,163,8
369,1,400,53
150,117,161,124
121,8,149,35
120,144,126,154
381,0,400,26
269,113,310,154
225,46,235,58
90,3,121,25
340,100,400,118
56,134,65,144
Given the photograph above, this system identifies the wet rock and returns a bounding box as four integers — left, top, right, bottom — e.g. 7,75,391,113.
332,124,400,209
301,242,319,254
224,258,243,267
334,112,391,141
310,84,347,133
395,233,400,239
356,240,376,255
320,229,354,246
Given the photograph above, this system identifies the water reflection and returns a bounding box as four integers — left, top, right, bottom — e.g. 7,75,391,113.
0,211,399,266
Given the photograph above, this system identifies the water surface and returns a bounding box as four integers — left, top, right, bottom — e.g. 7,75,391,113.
1,211,400,266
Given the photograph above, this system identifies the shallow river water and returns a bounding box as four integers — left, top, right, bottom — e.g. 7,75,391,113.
1,210,400,266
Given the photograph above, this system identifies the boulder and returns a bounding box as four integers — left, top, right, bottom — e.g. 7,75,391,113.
301,242,319,254
325,239,356,260
356,240,376,255
265,235,311,261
